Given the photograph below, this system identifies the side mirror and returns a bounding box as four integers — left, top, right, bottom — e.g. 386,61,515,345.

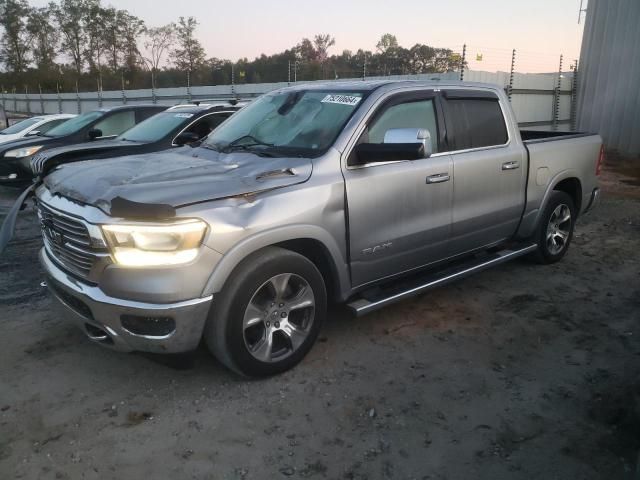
353,128,432,165
88,128,102,140
174,131,201,146
26,130,40,137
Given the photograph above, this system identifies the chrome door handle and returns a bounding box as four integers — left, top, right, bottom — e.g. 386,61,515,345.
426,173,451,184
502,161,520,170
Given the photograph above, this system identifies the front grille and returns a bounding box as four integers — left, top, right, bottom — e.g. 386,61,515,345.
38,202,106,279
30,153,48,175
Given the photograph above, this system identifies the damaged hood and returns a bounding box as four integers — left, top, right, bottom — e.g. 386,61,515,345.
43,147,313,216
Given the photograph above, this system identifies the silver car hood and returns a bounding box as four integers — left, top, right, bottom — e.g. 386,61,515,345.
43,147,313,217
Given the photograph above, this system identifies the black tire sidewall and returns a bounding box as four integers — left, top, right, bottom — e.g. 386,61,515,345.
207,247,327,377
536,191,576,263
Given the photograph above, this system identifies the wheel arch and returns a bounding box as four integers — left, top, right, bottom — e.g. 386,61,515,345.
520,170,583,239
202,225,351,301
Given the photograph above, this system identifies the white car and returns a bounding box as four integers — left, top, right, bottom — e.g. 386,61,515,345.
0,114,76,145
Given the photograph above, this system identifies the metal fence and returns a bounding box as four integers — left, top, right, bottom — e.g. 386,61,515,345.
1,69,576,131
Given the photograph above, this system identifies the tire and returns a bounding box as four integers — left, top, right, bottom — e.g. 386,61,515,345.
534,190,576,264
204,246,327,377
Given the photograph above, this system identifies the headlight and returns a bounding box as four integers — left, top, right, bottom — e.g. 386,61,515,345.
102,220,207,266
4,145,43,158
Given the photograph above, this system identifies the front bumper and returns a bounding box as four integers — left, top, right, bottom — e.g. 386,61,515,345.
0,157,31,185
40,248,212,353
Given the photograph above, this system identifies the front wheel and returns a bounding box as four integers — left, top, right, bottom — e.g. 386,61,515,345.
204,247,327,377
534,190,576,264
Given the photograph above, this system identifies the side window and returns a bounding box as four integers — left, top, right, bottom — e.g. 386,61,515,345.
446,99,508,150
367,99,438,153
136,108,161,123
93,111,136,137
38,119,68,134
184,113,231,140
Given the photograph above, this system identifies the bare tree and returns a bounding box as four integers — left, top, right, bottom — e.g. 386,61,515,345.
313,34,335,63
140,24,176,89
171,16,206,73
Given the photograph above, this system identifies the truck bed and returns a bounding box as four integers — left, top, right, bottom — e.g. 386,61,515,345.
520,129,593,143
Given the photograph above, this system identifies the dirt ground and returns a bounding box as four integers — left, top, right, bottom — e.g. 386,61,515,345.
1,167,639,480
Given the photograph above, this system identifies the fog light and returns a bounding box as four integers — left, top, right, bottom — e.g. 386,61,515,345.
121,315,176,337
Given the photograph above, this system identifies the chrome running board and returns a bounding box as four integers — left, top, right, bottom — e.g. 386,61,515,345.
347,244,538,316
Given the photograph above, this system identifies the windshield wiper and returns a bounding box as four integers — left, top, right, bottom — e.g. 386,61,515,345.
222,135,274,153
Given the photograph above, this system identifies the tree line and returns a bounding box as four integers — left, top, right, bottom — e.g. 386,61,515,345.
0,0,462,94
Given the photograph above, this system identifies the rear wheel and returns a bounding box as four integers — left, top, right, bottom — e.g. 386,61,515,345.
534,190,576,264
204,247,326,377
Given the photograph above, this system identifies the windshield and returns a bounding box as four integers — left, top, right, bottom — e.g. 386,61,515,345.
204,90,367,157
118,111,192,143
45,110,105,137
0,118,41,135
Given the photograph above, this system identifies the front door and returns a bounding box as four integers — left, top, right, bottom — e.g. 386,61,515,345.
343,92,453,288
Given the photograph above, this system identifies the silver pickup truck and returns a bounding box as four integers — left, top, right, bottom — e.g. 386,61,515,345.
35,80,602,376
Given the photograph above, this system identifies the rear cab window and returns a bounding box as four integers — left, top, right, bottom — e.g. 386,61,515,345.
442,91,508,151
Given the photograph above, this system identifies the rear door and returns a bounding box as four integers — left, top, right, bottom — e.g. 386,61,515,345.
343,90,453,287
441,89,526,255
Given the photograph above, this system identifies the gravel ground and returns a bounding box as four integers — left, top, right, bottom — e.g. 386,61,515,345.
0,170,639,480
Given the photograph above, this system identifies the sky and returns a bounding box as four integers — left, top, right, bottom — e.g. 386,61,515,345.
31,0,586,73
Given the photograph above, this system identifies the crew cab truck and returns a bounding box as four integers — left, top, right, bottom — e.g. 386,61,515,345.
35,81,602,377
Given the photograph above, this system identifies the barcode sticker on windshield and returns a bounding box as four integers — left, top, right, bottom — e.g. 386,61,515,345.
321,94,362,106
175,113,194,118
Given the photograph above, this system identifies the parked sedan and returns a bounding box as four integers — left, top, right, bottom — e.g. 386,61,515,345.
30,103,242,178
0,114,76,145
0,105,166,185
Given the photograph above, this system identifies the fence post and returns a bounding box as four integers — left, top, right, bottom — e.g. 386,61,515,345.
75,80,81,114
231,64,235,96
508,49,516,102
552,54,563,131
13,87,17,112
459,44,467,81
150,70,157,104
187,70,192,103
56,83,62,114
570,60,579,131
97,77,103,108
288,61,291,85
25,86,31,114
1,86,5,114
121,72,127,105
362,55,367,80
39,85,45,114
